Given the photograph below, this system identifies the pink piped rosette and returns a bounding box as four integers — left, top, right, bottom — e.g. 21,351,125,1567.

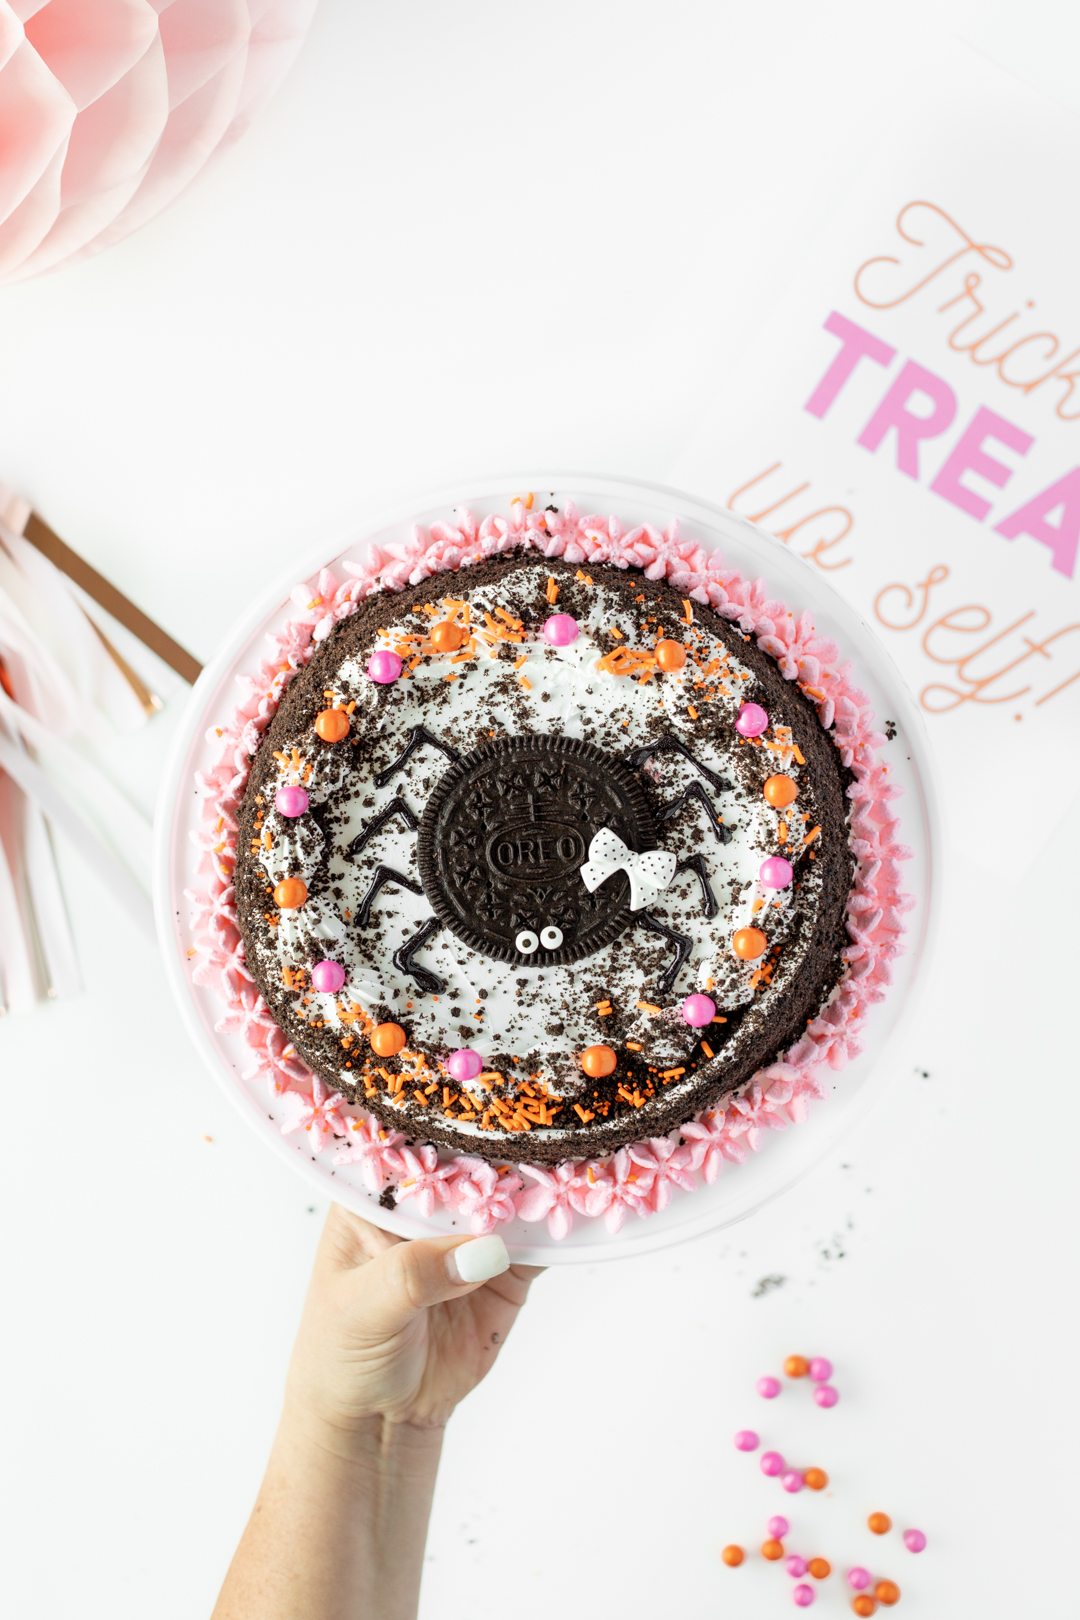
186,502,913,1239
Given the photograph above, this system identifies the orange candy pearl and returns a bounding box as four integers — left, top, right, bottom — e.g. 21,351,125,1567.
655,639,687,671
852,1598,877,1618
803,1467,828,1491
273,877,308,909
761,1539,785,1561
868,1512,892,1535
785,1355,810,1377
875,1581,900,1606
430,621,465,653
370,1022,406,1057
721,1545,744,1567
581,1044,617,1078
733,927,767,960
808,1558,831,1580
316,707,350,742
763,773,798,808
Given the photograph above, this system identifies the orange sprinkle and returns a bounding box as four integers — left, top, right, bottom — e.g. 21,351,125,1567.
575,570,594,586
701,1040,715,1059
687,705,699,719
803,825,821,846
519,676,532,691
778,823,788,842
546,577,559,604
496,607,522,629
636,1000,662,1015
792,745,806,764
626,1041,643,1050
450,650,473,663
683,598,693,623
514,655,529,669
752,897,765,914
444,672,458,682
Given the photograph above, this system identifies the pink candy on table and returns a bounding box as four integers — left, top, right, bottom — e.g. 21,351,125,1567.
367,649,403,684
904,1529,927,1553
735,701,769,737
846,1568,872,1591
808,1357,833,1382
447,1048,483,1082
311,960,346,994
781,1471,805,1494
759,855,794,889
760,1452,785,1477
682,993,716,1027
792,1585,815,1608
275,784,309,817
734,1430,760,1452
813,1385,839,1409
785,1556,808,1578
757,1376,782,1399
768,1516,790,1539
543,613,579,646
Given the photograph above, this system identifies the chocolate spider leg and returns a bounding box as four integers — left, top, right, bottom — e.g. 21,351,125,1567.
625,735,732,794
657,779,732,844
348,796,419,856
375,726,461,789
392,915,446,996
675,853,719,918
354,864,425,928
636,911,694,997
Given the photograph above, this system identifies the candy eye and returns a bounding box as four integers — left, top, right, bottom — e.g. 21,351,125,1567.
515,929,539,954
539,925,563,949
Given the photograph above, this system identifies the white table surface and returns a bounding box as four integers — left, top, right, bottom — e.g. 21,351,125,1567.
1,3,1076,1616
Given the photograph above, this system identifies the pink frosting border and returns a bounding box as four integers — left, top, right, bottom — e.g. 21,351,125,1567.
186,501,913,1239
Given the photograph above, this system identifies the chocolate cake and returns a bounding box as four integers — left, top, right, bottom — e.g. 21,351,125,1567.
234,550,853,1165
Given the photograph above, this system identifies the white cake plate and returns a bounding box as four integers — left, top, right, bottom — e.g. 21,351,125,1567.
154,474,941,1264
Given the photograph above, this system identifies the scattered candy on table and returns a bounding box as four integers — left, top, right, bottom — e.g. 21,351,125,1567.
370,1022,406,1057
875,1580,900,1606
682,993,716,1027
786,1555,808,1578
580,1044,617,1077
733,926,767,959
367,649,403,684
902,1530,926,1554
311,959,345,994
758,1375,782,1399
808,1558,831,1580
274,784,309,817
852,1597,877,1617
785,1355,810,1378
721,1545,745,1567
762,1539,785,1561
759,855,794,888
655,638,687,670
447,1048,483,1082
735,701,769,737
814,1385,839,1408
543,613,579,646
764,772,798,807
803,1468,828,1491
734,1430,760,1452
315,707,350,741
868,1513,892,1535
768,1516,790,1538
847,1568,872,1591
793,1584,815,1607
808,1357,833,1382
781,1470,805,1494
760,1451,786,1477
273,877,308,909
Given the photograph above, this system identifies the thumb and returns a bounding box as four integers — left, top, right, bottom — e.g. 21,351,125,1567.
350,1232,511,1340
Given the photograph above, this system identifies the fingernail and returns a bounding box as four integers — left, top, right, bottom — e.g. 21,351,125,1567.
447,1234,510,1284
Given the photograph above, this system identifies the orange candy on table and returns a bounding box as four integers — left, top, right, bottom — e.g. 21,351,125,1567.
721,1545,744,1567
763,773,798,808
807,1558,831,1580
875,1581,900,1606
316,707,350,742
732,927,767,960
580,1044,617,1078
370,1022,407,1057
785,1354,810,1377
430,620,466,653
803,1467,828,1491
273,877,308,910
868,1512,892,1535
655,639,687,671
761,1539,785,1561
852,1598,877,1618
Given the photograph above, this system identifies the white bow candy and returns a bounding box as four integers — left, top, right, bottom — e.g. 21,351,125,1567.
579,828,677,912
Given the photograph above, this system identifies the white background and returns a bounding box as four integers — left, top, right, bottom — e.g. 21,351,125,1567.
0,2,1077,1615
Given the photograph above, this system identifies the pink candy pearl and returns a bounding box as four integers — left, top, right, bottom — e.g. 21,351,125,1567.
760,1451,785,1477
682,993,716,1027
311,960,346,994
808,1357,833,1383
759,855,794,889
846,1568,872,1592
757,1376,782,1399
543,613,579,646
781,1471,804,1494
734,1430,759,1452
785,1556,808,1578
447,1048,483,1082
367,649,403,684
768,1516,790,1539
904,1529,927,1553
793,1584,815,1607
275,783,309,818
735,701,769,737
813,1385,839,1409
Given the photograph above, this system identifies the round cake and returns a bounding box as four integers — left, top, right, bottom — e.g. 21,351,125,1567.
233,547,856,1165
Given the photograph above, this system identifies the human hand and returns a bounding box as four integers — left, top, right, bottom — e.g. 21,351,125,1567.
283,1204,544,1444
